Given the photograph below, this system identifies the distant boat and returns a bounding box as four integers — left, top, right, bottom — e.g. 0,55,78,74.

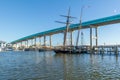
54,49,71,54
54,46,88,54
5,47,13,51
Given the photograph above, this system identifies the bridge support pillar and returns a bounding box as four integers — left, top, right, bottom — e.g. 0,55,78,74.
31,39,33,47
49,35,52,48
15,43,17,50
90,25,99,53
70,31,73,46
17,43,19,49
26,40,28,48
31,39,34,47
39,37,41,47
44,36,46,47
25,41,26,48
90,27,93,53
21,42,22,48
95,27,98,47
35,38,37,47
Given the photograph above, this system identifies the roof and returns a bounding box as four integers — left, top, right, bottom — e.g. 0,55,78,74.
11,14,120,44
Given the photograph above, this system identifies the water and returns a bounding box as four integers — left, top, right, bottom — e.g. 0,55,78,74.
0,51,120,80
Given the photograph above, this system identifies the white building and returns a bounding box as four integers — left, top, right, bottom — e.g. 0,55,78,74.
0,41,7,51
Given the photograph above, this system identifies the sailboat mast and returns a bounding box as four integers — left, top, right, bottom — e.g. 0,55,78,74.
63,7,71,49
76,7,83,47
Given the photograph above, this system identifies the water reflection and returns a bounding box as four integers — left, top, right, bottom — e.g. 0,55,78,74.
0,51,120,80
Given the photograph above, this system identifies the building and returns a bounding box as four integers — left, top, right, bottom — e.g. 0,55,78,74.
0,41,7,51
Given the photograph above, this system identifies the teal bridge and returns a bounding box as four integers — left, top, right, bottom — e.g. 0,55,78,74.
11,14,120,49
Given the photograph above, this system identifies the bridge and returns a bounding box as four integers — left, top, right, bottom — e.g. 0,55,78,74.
11,14,120,51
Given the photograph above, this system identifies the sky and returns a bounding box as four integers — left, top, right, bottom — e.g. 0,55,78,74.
0,0,120,45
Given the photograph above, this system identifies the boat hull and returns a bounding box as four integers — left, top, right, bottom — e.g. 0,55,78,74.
54,49,71,54
54,49,88,54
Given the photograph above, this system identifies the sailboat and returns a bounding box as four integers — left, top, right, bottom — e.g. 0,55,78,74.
54,7,75,54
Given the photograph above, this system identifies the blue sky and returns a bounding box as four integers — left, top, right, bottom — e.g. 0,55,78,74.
0,0,120,45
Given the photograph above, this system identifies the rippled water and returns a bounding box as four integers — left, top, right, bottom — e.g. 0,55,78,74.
0,51,120,80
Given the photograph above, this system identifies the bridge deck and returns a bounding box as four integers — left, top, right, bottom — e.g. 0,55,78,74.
11,14,120,44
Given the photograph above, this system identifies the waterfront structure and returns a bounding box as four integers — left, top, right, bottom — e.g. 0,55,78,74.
0,41,7,51
0,41,13,51
0,41,6,47
11,14,120,52
0,41,13,52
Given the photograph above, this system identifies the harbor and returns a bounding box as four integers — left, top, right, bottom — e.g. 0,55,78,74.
1,0,120,80
10,13,120,55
